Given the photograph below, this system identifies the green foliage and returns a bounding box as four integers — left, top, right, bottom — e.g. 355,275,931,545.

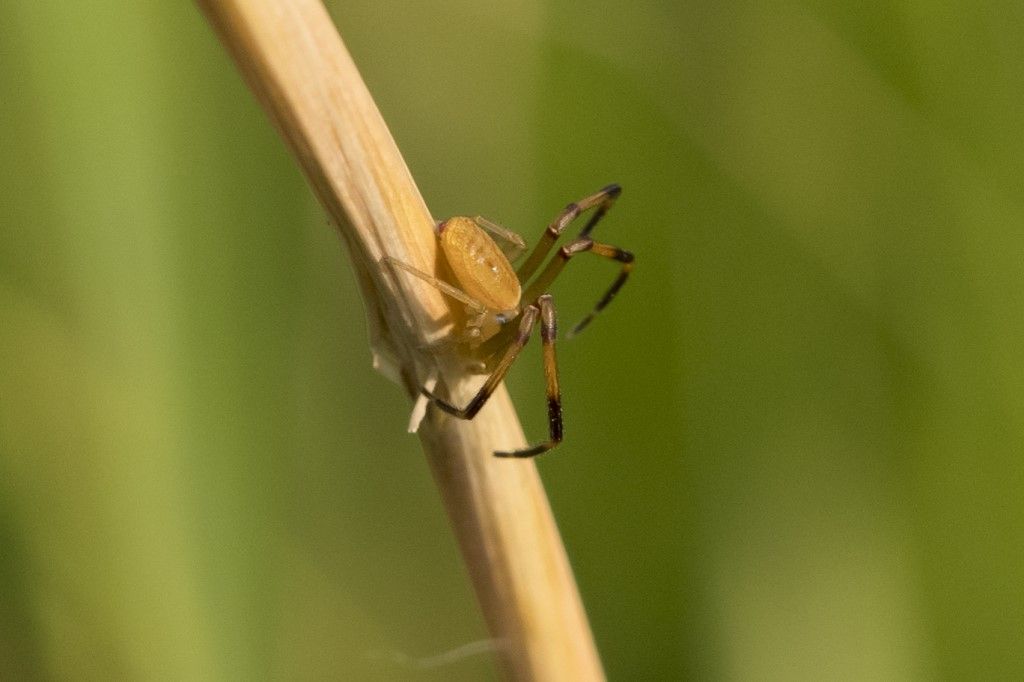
2,1,1023,679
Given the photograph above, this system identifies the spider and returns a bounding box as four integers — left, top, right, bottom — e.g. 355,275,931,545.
383,184,633,458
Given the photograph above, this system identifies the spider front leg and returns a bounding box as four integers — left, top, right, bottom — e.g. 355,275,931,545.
471,216,527,262
423,305,539,421
495,294,562,458
521,237,634,337
517,183,622,283
381,256,489,315
424,296,564,458
381,255,491,345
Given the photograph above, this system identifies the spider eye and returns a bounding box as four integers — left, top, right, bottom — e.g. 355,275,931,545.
495,313,508,325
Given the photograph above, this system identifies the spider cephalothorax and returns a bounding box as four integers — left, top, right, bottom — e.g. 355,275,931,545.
384,185,633,457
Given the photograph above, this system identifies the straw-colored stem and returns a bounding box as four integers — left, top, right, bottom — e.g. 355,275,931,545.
195,1,604,679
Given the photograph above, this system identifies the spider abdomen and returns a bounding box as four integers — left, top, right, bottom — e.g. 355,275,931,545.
439,216,521,311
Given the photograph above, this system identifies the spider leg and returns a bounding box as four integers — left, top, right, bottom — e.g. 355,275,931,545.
516,184,621,282
471,216,528,261
520,238,634,337
423,305,539,420
381,256,488,315
567,242,634,337
495,294,562,458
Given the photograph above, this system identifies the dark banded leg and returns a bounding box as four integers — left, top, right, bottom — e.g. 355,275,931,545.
520,238,634,336
496,294,562,458
423,305,539,420
516,184,622,283
567,242,634,337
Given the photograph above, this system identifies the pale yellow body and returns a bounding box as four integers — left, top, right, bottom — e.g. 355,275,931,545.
435,216,524,347
440,216,521,312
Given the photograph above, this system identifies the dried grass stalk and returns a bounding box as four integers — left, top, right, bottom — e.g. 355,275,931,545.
196,1,604,679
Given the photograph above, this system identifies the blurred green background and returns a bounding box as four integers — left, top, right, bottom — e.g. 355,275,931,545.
2,1,1023,679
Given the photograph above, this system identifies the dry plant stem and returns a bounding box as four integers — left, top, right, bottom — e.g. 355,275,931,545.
195,1,604,679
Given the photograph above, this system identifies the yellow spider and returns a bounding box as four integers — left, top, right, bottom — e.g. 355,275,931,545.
384,185,632,457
